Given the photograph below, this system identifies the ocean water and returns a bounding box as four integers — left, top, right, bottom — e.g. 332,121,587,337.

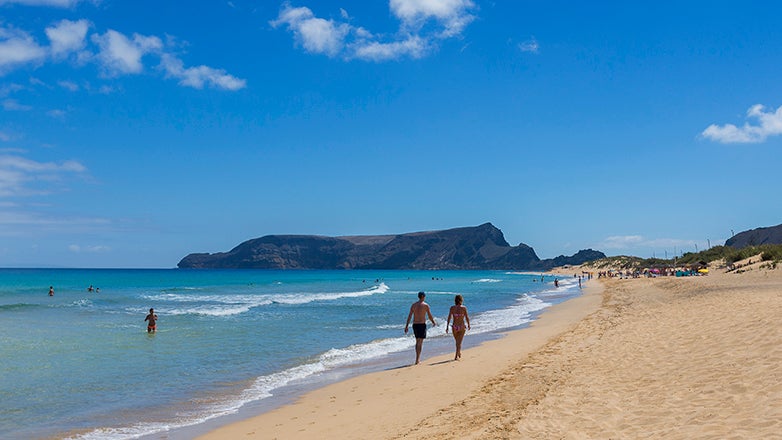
0,269,581,440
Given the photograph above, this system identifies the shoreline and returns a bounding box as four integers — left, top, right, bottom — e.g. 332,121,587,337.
195,263,782,439
195,277,603,439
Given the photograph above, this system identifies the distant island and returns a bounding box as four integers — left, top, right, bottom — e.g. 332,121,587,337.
177,223,605,270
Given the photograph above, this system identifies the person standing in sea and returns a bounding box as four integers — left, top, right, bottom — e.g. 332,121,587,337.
404,291,436,365
446,294,471,361
144,308,158,333
48,286,54,296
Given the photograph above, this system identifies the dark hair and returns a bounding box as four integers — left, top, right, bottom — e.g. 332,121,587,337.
455,294,463,305
149,308,154,312
418,291,426,299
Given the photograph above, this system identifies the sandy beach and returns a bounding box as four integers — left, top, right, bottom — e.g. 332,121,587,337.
198,262,782,439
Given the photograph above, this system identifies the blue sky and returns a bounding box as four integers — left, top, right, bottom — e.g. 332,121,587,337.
1,0,781,268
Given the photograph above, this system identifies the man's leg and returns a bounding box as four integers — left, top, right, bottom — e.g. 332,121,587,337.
415,338,423,364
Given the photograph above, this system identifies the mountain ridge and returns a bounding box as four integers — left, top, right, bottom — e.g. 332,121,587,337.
177,223,605,270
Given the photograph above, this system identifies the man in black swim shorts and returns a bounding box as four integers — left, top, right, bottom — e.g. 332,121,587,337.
404,291,436,365
412,322,427,339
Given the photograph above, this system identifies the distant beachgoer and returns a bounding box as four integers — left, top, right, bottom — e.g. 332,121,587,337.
404,291,436,365
144,308,158,333
446,294,471,361
88,285,94,292
554,279,559,287
48,286,54,296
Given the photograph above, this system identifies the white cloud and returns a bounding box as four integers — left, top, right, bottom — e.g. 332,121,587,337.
68,244,110,253
702,104,782,144
160,54,247,90
58,80,79,91
3,98,32,111
45,19,90,57
92,30,162,75
271,6,350,57
88,29,245,89
519,37,539,54
0,27,47,71
0,208,112,238
272,0,476,61
1,19,245,91
390,0,475,37
351,36,427,61
297,15,348,56
0,153,86,197
0,210,51,229
0,83,24,97
29,76,48,87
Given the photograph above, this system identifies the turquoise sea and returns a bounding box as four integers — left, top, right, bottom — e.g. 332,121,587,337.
0,269,581,439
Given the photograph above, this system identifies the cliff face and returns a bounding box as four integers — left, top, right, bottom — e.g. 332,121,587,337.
725,223,782,248
177,223,605,270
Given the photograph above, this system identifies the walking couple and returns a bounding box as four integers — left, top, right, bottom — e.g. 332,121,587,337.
404,291,471,365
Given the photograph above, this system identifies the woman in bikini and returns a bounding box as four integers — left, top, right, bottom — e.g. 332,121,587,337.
446,294,470,360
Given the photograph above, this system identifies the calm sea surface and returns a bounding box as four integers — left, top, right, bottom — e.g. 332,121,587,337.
0,269,581,439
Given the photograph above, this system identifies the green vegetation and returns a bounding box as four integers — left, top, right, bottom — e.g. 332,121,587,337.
714,244,782,264
584,244,782,271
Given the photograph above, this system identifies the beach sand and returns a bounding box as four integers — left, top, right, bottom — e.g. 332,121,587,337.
197,263,782,439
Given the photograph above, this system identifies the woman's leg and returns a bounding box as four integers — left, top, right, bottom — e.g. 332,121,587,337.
454,331,465,359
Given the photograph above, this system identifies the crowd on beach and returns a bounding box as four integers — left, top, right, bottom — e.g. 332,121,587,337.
596,266,710,279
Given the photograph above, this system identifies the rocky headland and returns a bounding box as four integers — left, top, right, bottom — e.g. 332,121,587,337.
177,223,605,270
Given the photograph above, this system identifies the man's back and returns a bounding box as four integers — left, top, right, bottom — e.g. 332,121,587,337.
410,300,430,323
